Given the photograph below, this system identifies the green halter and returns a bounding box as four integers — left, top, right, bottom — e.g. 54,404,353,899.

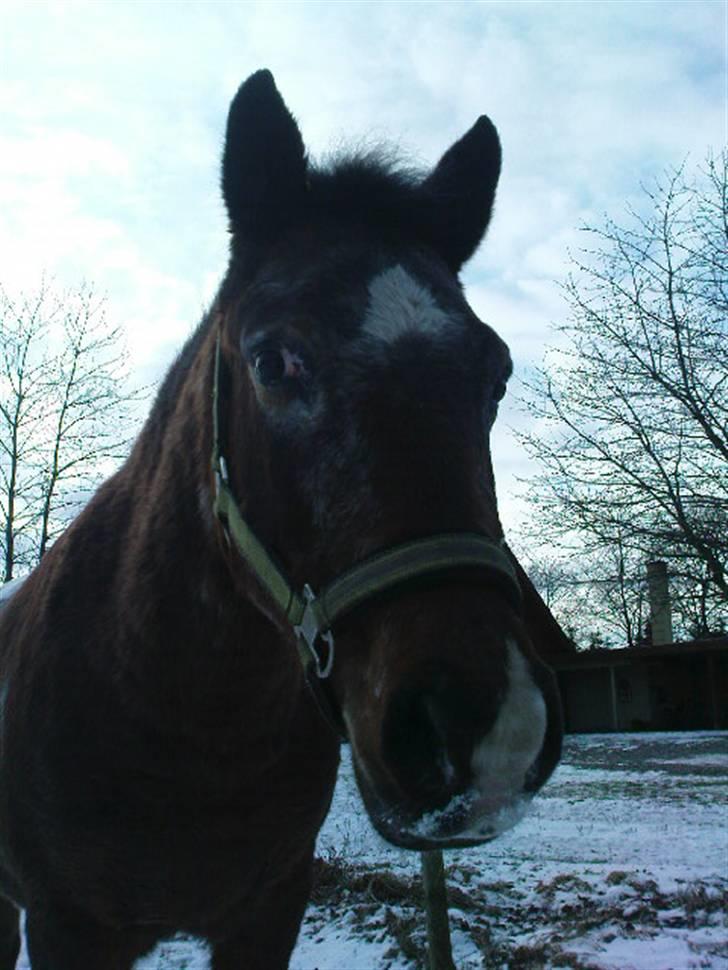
210,336,521,732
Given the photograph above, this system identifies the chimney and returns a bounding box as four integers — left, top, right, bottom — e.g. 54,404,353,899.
646,560,673,645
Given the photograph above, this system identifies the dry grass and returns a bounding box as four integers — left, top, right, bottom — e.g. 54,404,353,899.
308,854,728,968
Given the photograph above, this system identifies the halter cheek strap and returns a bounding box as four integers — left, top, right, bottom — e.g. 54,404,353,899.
211,335,522,737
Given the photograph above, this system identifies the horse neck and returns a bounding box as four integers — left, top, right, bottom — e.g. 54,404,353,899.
108,325,301,737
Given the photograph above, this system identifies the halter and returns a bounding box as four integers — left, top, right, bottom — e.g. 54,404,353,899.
210,335,522,736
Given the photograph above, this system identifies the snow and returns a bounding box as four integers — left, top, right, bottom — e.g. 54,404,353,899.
0,577,25,608
659,754,728,767
292,910,413,970
566,928,726,970
13,732,728,969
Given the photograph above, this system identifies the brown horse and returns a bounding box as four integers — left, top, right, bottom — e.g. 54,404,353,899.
0,70,566,969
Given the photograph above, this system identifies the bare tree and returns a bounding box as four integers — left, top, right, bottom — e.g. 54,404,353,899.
519,539,646,650
0,281,142,580
519,151,727,641
0,283,55,581
36,284,141,558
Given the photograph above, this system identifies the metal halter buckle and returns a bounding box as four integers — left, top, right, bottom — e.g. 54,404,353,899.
215,455,229,495
294,584,335,679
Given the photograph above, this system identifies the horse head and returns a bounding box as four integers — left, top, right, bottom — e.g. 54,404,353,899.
213,70,562,850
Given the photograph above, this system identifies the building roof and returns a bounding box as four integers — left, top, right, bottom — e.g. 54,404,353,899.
550,636,728,670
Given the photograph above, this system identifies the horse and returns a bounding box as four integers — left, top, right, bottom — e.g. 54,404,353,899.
0,70,566,969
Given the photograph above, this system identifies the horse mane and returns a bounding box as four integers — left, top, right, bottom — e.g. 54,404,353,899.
308,149,442,256
306,146,426,221
222,144,438,271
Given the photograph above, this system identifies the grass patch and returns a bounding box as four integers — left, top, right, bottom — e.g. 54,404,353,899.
677,882,727,919
605,869,630,885
311,856,419,907
383,908,424,964
536,873,593,897
309,856,727,969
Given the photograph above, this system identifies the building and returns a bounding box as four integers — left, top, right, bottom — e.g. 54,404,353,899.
551,636,728,732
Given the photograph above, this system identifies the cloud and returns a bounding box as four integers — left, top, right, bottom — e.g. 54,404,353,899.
0,0,722,531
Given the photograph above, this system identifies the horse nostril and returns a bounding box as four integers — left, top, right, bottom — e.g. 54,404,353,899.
384,681,496,806
383,689,456,803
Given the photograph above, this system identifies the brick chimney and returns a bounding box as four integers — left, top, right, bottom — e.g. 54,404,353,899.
646,560,673,645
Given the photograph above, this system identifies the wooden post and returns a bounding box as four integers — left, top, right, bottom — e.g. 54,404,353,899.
707,654,719,728
608,665,619,731
421,849,456,970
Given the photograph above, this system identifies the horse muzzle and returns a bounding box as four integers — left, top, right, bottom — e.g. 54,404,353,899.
346,636,562,850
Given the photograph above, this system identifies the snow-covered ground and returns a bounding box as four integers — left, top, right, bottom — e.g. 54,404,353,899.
16,732,728,969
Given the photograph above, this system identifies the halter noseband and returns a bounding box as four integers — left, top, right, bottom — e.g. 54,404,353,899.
210,335,522,736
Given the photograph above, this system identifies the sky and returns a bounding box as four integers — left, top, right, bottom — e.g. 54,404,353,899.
0,0,725,533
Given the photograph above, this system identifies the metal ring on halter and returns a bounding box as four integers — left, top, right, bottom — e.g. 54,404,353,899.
293,585,335,679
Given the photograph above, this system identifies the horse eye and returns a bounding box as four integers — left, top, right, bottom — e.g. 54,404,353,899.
487,380,507,425
253,348,286,386
493,380,507,403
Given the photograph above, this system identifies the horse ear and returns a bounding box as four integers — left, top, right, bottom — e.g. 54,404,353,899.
421,116,502,273
222,69,307,241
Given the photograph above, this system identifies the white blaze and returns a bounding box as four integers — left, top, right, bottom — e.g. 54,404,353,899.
364,265,451,343
402,639,548,844
470,639,547,805
398,640,547,846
